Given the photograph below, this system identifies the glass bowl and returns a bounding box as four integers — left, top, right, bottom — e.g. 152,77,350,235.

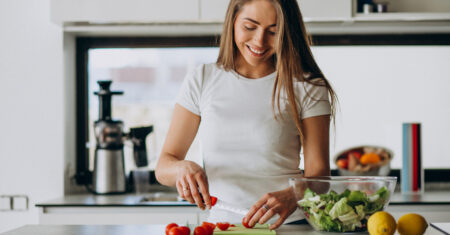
289,176,397,233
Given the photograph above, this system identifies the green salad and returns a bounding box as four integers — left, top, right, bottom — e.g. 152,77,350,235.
297,186,389,232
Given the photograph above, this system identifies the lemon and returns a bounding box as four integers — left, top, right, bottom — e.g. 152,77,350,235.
367,211,397,235
397,213,428,235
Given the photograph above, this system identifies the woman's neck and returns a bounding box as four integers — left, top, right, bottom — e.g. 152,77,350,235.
234,56,275,79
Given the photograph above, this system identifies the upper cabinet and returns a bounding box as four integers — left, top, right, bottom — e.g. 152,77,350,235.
52,0,450,35
51,0,200,24
200,0,229,22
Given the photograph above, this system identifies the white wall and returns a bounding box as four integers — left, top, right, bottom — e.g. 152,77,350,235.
0,0,63,233
313,46,450,169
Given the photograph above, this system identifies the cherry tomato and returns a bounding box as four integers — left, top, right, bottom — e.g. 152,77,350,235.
178,226,190,235
242,217,254,228
166,223,179,235
201,222,215,235
230,224,236,227
217,222,230,231
194,226,208,235
210,196,217,206
168,227,184,235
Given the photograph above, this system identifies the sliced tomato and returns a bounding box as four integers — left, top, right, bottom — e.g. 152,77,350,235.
194,226,208,235
210,196,217,206
166,223,179,235
242,217,254,228
201,222,215,235
216,222,230,231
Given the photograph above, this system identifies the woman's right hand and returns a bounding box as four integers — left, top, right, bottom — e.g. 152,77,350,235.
175,160,211,210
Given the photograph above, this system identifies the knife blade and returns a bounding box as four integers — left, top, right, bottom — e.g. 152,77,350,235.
213,198,249,216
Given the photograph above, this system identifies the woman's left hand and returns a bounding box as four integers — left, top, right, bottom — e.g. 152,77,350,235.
244,187,297,230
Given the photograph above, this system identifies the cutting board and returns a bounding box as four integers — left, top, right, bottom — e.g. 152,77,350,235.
213,224,276,235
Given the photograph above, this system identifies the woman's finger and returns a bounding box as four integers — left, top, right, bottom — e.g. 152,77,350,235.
181,178,194,204
245,195,269,224
269,214,287,230
186,174,204,210
176,180,184,198
249,204,272,227
196,173,211,209
258,204,276,225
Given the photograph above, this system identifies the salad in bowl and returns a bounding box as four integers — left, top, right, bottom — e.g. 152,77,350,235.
289,176,397,232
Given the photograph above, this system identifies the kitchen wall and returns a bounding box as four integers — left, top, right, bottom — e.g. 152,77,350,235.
313,45,450,168
0,0,63,233
0,0,449,232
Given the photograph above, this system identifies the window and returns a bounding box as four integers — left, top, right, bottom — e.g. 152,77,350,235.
75,35,450,185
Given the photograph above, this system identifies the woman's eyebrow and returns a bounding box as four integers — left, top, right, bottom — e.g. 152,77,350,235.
243,17,276,27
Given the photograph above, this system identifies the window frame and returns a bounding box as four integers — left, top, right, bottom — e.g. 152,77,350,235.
74,34,450,185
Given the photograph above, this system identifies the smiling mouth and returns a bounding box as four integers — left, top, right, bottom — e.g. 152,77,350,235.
246,45,267,57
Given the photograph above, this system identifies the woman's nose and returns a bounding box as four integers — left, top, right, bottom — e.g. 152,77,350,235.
253,30,266,46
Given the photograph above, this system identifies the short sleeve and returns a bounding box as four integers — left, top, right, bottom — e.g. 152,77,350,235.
298,79,331,120
175,64,204,116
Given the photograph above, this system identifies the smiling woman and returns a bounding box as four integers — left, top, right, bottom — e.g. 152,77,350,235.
155,0,337,230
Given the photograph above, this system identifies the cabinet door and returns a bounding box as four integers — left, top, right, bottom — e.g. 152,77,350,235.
297,0,353,20
200,0,229,22
51,0,200,24
39,207,201,225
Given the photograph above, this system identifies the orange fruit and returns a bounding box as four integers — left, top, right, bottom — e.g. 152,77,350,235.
360,153,381,165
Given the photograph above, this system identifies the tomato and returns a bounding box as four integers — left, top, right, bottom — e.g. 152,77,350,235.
210,196,217,206
201,222,215,235
216,222,230,231
230,224,236,227
178,226,190,235
194,226,208,235
242,217,254,228
336,158,348,169
166,223,179,235
168,227,184,235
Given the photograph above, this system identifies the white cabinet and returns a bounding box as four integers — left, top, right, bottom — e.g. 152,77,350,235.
297,0,354,21
39,206,209,225
200,0,229,22
50,0,200,24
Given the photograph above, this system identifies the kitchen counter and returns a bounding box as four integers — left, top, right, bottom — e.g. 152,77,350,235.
34,191,450,226
0,224,444,235
35,191,450,207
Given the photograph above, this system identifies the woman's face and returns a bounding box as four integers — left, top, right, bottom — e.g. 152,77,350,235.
234,0,277,70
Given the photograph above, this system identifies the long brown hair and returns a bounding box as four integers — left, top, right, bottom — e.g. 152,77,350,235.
216,0,337,142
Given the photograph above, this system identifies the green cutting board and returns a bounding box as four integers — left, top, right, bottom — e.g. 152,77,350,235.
213,224,276,235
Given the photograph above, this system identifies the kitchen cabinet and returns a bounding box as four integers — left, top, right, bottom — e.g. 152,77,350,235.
37,204,450,225
50,0,200,24
38,206,205,225
36,193,450,226
200,0,229,22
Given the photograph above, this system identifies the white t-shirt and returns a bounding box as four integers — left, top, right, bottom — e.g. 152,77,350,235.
176,63,331,224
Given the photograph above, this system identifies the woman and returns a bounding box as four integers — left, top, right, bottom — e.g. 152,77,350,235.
155,0,337,229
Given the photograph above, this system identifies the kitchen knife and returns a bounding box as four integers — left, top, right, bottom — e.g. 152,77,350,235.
211,196,249,216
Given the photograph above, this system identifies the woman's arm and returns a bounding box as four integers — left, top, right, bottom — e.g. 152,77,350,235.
155,104,211,209
302,114,331,177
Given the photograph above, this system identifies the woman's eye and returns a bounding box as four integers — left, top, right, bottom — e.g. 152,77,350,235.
244,26,256,31
268,31,276,35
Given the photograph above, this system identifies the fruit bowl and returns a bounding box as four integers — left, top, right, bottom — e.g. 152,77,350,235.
334,145,393,176
289,176,397,233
